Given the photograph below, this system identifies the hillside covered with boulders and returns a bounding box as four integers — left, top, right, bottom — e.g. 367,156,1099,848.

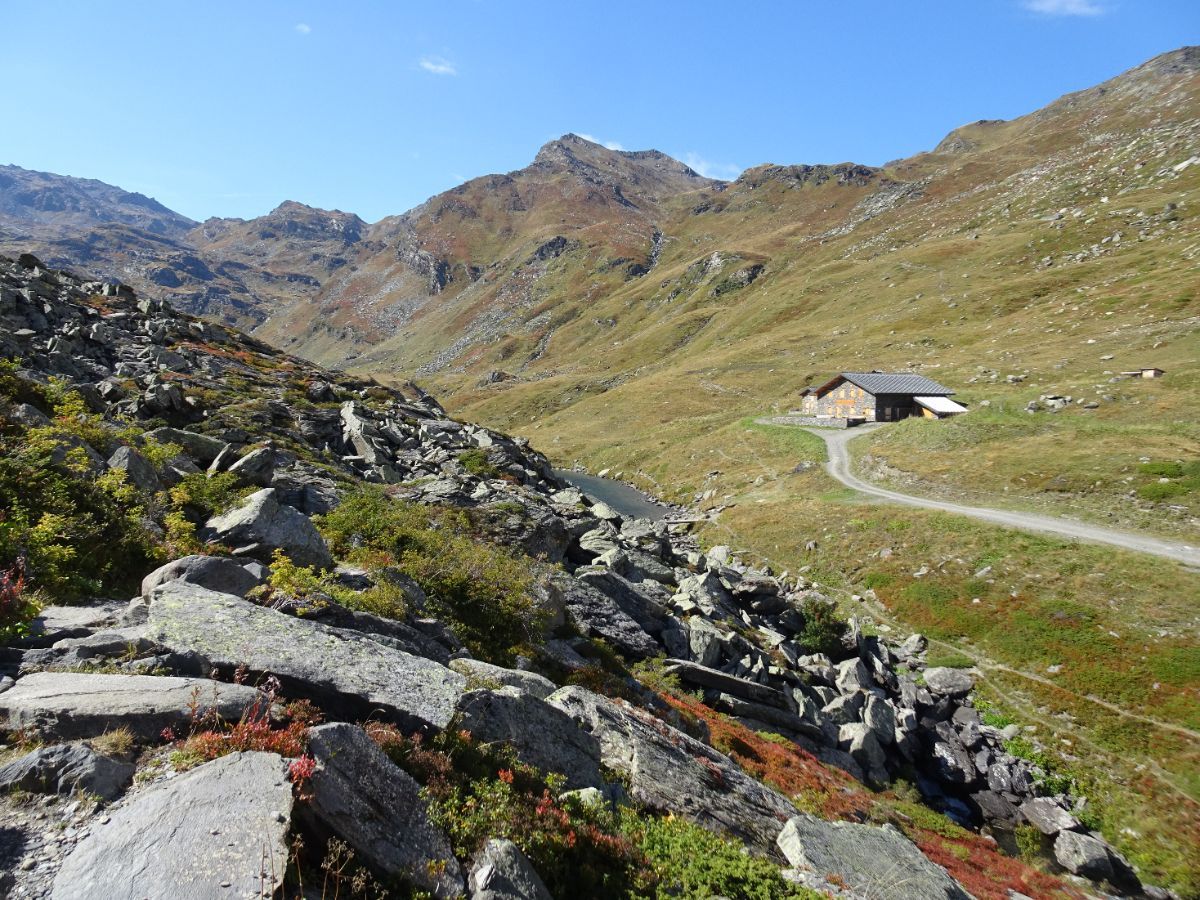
0,252,1175,898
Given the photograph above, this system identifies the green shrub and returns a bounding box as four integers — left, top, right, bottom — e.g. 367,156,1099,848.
316,488,542,663
168,472,248,519
1013,824,1045,861
0,428,162,599
630,814,821,899
1139,461,1184,478
458,448,502,479
1137,481,1187,502
861,572,894,590
796,597,847,657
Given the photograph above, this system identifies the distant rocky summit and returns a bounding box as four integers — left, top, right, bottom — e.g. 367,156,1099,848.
0,252,1169,897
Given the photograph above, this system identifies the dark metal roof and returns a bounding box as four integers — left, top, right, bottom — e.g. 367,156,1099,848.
818,372,955,396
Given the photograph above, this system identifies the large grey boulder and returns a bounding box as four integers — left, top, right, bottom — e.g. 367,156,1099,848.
106,445,161,493
777,814,970,900
144,426,228,465
574,568,669,635
51,751,292,900
301,723,464,898
923,667,974,698
550,572,659,659
546,686,797,852
686,616,733,668
146,582,465,730
0,743,133,801
449,658,558,700
457,687,603,790
0,672,266,740
1019,797,1080,835
226,446,275,486
1053,829,1114,882
204,487,334,569
140,554,263,598
469,839,552,900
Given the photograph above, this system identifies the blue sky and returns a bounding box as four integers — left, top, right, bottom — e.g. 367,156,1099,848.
3,0,1196,223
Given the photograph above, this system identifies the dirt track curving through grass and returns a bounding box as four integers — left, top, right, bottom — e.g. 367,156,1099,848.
807,424,1200,568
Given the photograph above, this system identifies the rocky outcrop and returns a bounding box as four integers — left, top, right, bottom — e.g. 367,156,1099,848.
0,743,133,801
468,839,553,900
0,672,266,740
145,582,465,730
457,687,603,790
204,488,334,569
50,751,293,900
301,723,464,897
547,686,798,853
777,814,970,900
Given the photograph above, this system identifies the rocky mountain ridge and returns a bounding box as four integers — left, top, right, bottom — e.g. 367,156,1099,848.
0,253,1173,897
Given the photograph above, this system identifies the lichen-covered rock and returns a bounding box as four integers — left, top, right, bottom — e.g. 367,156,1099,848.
549,572,659,659
546,686,797,852
301,723,464,898
146,581,465,730
457,687,603,790
922,667,974,698
777,814,970,900
50,751,292,900
0,672,265,740
204,487,334,569
449,658,558,700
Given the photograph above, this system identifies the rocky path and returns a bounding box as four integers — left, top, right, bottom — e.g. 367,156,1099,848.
807,425,1200,568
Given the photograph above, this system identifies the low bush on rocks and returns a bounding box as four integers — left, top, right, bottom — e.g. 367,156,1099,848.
0,560,39,643
796,596,848,658
166,681,319,771
664,693,1077,900
364,720,817,899
0,417,162,600
317,487,543,663
458,448,502,479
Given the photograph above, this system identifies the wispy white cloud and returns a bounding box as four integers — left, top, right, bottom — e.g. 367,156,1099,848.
682,152,742,181
294,22,312,34
419,56,457,76
578,133,625,151
1022,0,1105,16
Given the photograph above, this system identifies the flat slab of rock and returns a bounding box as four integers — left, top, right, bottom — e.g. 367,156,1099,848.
777,814,970,900
147,582,465,731
547,686,797,852
457,687,603,790
923,667,974,698
204,487,333,569
663,659,790,709
1019,797,1080,835
22,602,125,647
0,743,133,801
141,554,263,599
0,672,265,740
449,658,557,700
301,723,463,898
51,751,292,900
469,838,552,900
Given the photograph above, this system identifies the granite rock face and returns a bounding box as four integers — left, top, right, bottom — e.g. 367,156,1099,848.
0,743,134,801
456,687,604,790
546,685,797,852
51,751,293,900
146,581,465,730
777,814,971,900
0,672,266,740
301,723,464,898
